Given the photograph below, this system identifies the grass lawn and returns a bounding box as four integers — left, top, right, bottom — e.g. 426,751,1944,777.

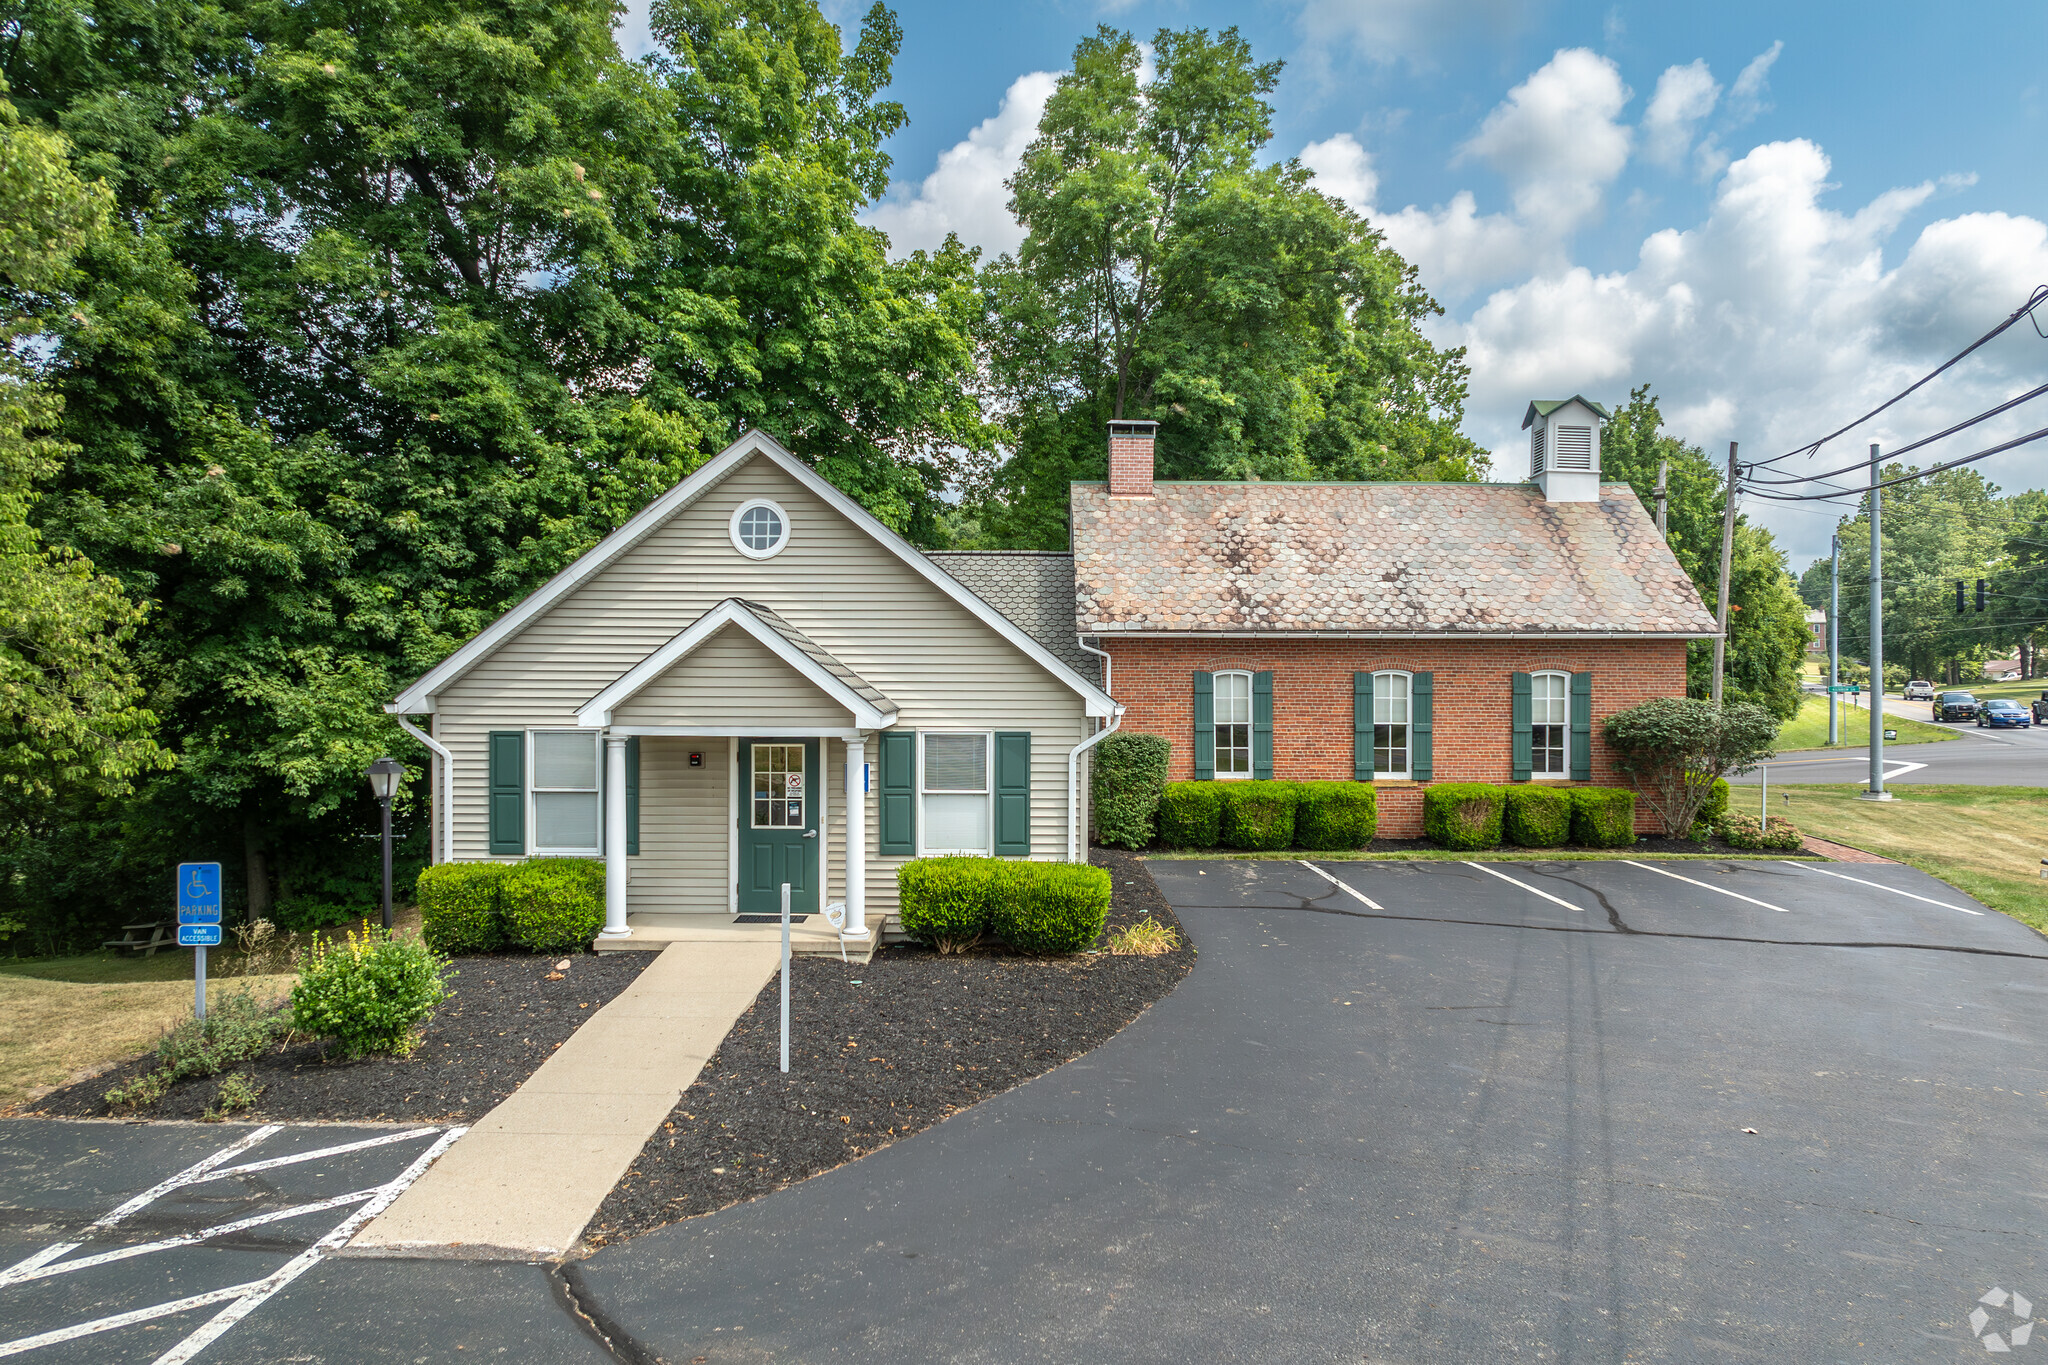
1726,783,2048,935
1775,694,1957,750
1963,676,2048,706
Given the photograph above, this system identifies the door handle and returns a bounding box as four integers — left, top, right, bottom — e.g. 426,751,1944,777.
803,830,818,839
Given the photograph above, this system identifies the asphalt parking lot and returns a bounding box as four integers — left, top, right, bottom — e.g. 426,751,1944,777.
8,857,2048,1362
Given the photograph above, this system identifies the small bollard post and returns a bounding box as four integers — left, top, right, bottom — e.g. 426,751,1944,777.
780,881,791,1074
1760,763,1767,830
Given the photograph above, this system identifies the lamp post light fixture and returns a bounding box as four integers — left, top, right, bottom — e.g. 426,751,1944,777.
365,756,404,931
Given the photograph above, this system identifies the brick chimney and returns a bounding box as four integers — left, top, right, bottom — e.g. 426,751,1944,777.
1107,420,1159,497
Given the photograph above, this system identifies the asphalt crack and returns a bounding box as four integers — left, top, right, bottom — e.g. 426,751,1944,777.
553,1260,668,1365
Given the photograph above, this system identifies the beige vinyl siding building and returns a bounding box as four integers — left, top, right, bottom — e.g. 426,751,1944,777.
387,432,1119,943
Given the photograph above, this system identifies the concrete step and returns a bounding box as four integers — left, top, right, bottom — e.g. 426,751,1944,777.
594,913,890,964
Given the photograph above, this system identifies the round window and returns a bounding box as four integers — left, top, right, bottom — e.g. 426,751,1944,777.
729,498,790,559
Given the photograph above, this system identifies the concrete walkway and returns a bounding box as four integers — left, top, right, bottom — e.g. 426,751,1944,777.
348,941,778,1259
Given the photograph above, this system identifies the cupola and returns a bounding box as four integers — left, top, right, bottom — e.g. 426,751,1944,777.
1521,396,1612,503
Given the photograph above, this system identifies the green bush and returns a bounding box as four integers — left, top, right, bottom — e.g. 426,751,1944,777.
1158,782,1222,848
897,857,1000,953
1570,787,1637,848
1716,813,1804,851
1219,781,1299,851
271,895,363,933
1092,733,1171,850
500,858,605,953
1700,777,1731,824
1294,781,1377,849
1504,786,1572,848
106,988,287,1109
417,862,509,954
288,926,453,1058
988,862,1112,955
1422,784,1506,850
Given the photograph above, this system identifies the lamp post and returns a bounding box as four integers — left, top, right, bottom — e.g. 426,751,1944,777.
365,756,404,930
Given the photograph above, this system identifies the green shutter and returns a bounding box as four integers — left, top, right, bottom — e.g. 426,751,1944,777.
1510,673,1532,782
1570,672,1593,782
878,730,916,855
1411,672,1434,782
994,732,1031,856
1192,672,1215,780
1353,673,1374,781
1252,671,1274,779
488,731,524,856
625,736,640,856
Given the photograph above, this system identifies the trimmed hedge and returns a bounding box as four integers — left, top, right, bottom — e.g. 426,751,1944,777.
500,858,606,953
1716,813,1804,851
1294,781,1378,849
1092,733,1171,850
990,862,1113,955
1422,784,1506,850
1570,787,1636,848
896,858,1110,955
896,857,999,952
1701,777,1731,824
1219,781,1299,851
417,862,509,954
1159,782,1222,848
1504,786,1572,848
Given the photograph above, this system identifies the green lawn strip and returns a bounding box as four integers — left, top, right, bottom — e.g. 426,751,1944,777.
1144,849,1818,862
1723,782,2048,935
0,952,206,984
1774,695,1957,750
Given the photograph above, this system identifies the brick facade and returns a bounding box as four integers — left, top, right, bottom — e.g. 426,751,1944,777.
1103,636,1689,836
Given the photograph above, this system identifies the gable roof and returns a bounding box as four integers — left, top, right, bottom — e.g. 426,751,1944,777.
926,551,1099,683
1071,480,1719,638
388,430,1118,718
1522,396,1612,428
575,598,896,729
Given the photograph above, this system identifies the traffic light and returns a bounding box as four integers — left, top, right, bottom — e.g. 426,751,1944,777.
1956,580,1966,614
1977,578,1988,612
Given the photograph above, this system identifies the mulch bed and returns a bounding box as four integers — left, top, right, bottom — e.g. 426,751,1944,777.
581,847,1191,1247
32,951,652,1123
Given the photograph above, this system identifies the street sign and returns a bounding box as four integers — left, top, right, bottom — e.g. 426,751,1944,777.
1825,685,1863,693
177,862,221,925
178,923,222,947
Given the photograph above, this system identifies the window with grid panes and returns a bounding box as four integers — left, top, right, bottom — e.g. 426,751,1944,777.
1373,672,1411,777
1531,673,1568,775
1214,672,1252,777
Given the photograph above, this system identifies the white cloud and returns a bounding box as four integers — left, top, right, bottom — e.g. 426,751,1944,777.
1300,133,1379,214
863,71,1059,259
1641,60,1719,169
1457,48,1633,238
1296,0,1522,67
1727,40,1784,125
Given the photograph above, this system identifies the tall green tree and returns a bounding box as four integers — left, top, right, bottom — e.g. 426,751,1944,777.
1834,467,2012,684
976,25,1482,548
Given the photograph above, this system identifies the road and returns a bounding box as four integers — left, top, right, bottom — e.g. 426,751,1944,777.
1738,688,2048,785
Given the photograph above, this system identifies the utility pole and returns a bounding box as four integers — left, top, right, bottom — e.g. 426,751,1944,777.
1861,443,1892,801
1654,459,1668,537
1828,532,1840,746
1711,442,1738,705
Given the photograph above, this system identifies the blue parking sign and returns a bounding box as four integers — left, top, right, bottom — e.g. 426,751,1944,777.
177,923,222,947
178,862,222,925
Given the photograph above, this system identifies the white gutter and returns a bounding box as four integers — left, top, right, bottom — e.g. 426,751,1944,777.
1067,707,1124,862
1077,636,1112,698
393,714,454,866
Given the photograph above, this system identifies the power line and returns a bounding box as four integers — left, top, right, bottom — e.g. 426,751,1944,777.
1742,380,2048,486
1742,424,2048,503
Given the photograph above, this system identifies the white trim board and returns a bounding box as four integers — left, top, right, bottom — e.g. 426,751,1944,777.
575,599,897,730
388,429,1119,718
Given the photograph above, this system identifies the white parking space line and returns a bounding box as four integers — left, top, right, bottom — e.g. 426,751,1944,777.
1298,861,1383,910
1791,862,1984,916
0,1124,465,1365
1622,861,1790,912
1463,862,1586,912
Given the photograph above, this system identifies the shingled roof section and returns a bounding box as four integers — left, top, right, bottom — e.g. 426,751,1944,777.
927,551,1100,683
1071,482,1720,637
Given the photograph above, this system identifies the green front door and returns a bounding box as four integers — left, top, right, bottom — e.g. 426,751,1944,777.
737,739,821,914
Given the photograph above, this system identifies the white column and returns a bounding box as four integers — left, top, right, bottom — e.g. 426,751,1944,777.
600,735,631,939
843,734,868,940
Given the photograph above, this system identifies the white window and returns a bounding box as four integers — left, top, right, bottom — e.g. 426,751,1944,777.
1372,671,1411,779
1213,671,1252,778
920,732,991,854
1531,672,1569,776
751,743,805,828
729,497,790,559
531,730,601,853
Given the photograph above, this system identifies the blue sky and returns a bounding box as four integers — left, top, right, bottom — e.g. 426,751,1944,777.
622,2,2048,565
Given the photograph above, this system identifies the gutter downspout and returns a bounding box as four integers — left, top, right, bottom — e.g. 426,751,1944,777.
1067,708,1123,862
393,714,454,866
1077,636,1112,699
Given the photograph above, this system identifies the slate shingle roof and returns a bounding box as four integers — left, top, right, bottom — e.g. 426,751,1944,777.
1071,482,1719,637
926,552,1100,683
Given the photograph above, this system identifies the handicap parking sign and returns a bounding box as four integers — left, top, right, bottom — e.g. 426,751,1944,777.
177,862,222,925
177,922,222,947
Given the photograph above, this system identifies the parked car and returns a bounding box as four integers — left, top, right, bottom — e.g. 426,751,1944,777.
1935,690,1980,721
1904,680,1935,700
1978,698,2033,729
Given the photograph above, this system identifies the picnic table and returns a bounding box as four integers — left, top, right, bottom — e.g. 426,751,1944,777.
102,919,177,957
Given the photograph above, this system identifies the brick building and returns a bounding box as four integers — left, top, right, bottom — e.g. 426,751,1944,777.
939,403,1718,839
